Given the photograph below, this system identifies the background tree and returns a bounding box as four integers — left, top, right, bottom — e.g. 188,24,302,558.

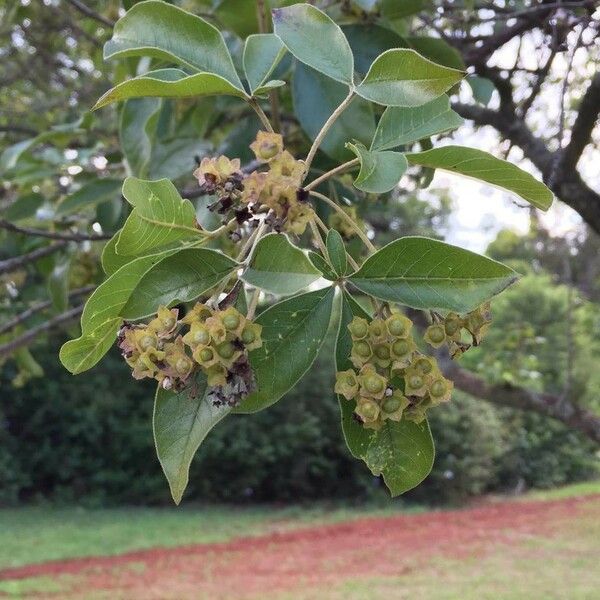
1,0,599,500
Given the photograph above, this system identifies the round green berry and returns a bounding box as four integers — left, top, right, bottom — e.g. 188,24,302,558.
414,357,433,375
408,375,423,389
392,340,410,356
349,318,368,339
354,341,371,358
387,316,407,337
241,327,256,345
431,379,447,397
445,319,460,336
382,397,402,413
198,348,214,363
359,400,378,420
222,313,240,331
216,341,235,359
193,327,210,345
364,374,384,394
426,325,445,344
175,357,191,375
374,345,390,360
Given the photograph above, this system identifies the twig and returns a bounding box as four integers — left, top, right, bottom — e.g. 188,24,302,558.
0,242,68,276
304,91,355,176
65,0,114,27
309,219,328,257
0,305,84,359
0,219,112,242
304,159,359,191
246,288,261,320
0,285,96,336
248,98,274,133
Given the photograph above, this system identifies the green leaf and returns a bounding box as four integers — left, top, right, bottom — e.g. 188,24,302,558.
336,292,434,496
237,287,336,413
154,371,231,505
59,318,122,376
121,248,238,319
120,98,161,178
4,192,43,222
308,251,337,281
104,0,242,87
350,236,519,312
346,142,408,194
253,80,286,97
381,0,427,20
56,179,122,216
241,233,322,295
293,63,375,162
94,68,246,110
468,76,495,106
405,146,554,210
366,419,435,496
243,33,286,95
116,178,200,257
343,24,408,75
101,233,128,276
371,96,463,151
47,255,71,313
273,4,354,85
326,229,347,277
355,49,464,107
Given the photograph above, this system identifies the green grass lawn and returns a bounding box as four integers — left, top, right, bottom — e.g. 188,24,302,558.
0,482,598,599
1,482,598,571
0,502,405,571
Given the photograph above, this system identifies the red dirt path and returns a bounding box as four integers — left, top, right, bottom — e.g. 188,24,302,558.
2,495,599,599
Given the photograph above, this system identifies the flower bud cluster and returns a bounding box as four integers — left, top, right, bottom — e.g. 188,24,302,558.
194,156,245,219
424,302,492,359
118,304,262,407
335,314,453,430
242,131,313,235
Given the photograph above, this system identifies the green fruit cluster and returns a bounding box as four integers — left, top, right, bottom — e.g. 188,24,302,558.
424,302,492,358
118,303,262,406
335,314,453,430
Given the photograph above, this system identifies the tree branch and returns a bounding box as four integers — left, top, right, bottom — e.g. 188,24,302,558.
443,360,600,445
560,71,600,173
0,242,68,276
452,102,600,236
0,285,95,336
65,0,114,28
0,305,84,359
0,219,112,242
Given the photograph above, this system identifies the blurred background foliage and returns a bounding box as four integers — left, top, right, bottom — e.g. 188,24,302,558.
1,0,599,507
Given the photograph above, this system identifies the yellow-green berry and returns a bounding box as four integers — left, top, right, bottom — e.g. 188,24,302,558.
348,317,369,340
386,314,411,338
424,324,446,348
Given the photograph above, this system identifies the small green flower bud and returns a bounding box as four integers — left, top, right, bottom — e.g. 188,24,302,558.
368,319,387,343
354,341,371,358
175,357,192,375
386,314,412,338
334,369,359,400
391,339,411,358
216,341,236,359
355,397,380,423
348,317,369,340
374,345,390,360
404,368,428,397
444,313,462,337
358,366,387,399
199,348,214,363
139,334,157,351
424,324,446,348
413,356,435,376
222,313,240,331
382,396,401,413
241,327,255,344
429,376,453,404
206,363,227,387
